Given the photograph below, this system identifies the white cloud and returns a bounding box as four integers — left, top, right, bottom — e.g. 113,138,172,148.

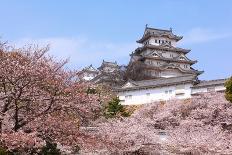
179,28,232,45
11,37,137,70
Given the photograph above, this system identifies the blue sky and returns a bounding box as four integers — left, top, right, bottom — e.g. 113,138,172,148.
1,0,232,80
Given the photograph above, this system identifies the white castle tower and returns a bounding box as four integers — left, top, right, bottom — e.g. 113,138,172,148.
130,25,203,79
117,26,226,105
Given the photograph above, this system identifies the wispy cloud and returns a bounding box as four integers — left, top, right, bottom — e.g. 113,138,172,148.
179,28,232,45
11,37,137,70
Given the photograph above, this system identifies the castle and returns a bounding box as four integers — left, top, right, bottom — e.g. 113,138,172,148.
79,26,226,105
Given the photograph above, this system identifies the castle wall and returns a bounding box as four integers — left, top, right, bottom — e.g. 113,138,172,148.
118,83,192,105
191,85,226,95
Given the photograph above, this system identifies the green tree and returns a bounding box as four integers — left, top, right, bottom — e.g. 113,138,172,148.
225,77,232,103
104,97,130,118
39,141,61,155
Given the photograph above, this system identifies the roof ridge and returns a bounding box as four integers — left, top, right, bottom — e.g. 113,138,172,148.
146,26,171,32
134,75,195,83
200,78,228,82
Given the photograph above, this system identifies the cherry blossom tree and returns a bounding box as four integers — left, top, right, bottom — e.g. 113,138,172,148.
97,92,232,154
0,41,105,153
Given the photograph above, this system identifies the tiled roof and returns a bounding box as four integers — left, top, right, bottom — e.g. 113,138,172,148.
192,79,227,88
137,27,183,43
116,75,198,91
142,55,197,65
80,65,99,73
98,60,119,70
135,44,190,54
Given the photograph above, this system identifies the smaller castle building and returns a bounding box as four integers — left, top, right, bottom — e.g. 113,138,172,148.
79,60,125,86
78,64,99,81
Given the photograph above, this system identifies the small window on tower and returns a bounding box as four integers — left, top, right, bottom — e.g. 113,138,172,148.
159,40,161,43
155,40,157,43
180,57,184,60
125,95,132,99
153,53,158,57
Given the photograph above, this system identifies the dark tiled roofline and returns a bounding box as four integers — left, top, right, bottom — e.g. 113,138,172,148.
135,44,190,54
143,56,197,65
137,33,183,43
145,26,172,32
143,65,203,75
79,65,99,74
192,78,227,88
116,75,198,91
137,26,183,43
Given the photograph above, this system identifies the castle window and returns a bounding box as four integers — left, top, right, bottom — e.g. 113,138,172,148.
146,93,150,96
159,40,161,43
125,95,132,99
165,90,173,94
153,53,158,57
207,87,215,92
162,40,165,44
180,57,185,60
155,40,157,43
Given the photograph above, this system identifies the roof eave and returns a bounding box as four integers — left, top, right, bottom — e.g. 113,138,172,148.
116,80,195,92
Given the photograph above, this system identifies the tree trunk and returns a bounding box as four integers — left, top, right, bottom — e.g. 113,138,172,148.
13,100,19,132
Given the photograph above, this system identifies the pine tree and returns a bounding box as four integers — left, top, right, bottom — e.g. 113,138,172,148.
225,77,232,103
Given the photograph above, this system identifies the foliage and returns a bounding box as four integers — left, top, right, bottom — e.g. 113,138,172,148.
0,131,44,154
98,92,232,154
39,141,61,155
0,147,9,155
225,77,232,103
104,97,130,118
86,87,97,94
0,41,105,154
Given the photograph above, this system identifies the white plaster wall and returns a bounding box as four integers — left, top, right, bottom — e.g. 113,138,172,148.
161,69,183,78
118,83,192,105
82,73,97,81
180,63,190,70
191,87,207,94
103,66,116,72
161,51,179,58
215,85,226,91
191,84,225,94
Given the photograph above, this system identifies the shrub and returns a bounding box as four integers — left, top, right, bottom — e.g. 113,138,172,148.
86,87,97,94
225,77,232,103
104,97,130,118
39,141,61,155
0,147,9,155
